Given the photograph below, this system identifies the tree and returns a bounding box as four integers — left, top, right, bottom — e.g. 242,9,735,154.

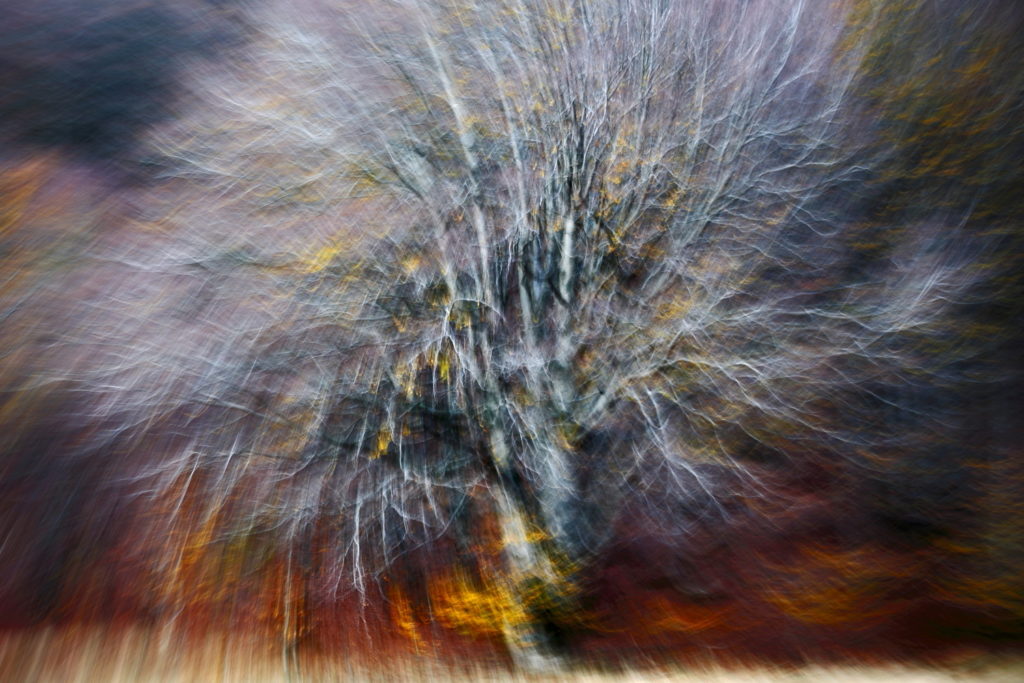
129,0,1006,667
4,0,1016,670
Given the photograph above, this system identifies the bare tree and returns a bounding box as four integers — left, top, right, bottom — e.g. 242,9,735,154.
63,0,996,668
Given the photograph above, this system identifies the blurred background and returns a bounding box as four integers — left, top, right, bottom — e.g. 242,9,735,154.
0,0,1022,678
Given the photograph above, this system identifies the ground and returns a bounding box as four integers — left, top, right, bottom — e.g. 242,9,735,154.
1,627,1020,682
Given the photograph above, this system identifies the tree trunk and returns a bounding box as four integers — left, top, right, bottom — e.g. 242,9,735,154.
486,426,568,671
